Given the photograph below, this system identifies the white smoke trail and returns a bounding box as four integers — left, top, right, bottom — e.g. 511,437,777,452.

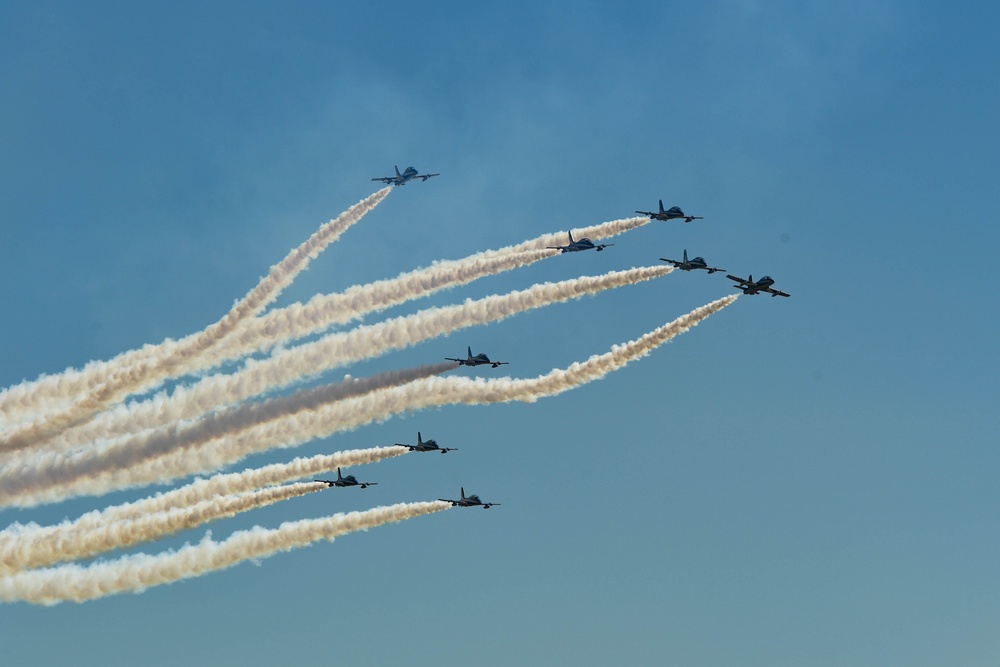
1,482,324,574
0,501,449,605
0,366,450,507
36,266,670,453
212,214,653,354
202,248,556,364
0,188,391,444
0,214,643,428
169,217,653,372
0,446,406,571
1,295,735,507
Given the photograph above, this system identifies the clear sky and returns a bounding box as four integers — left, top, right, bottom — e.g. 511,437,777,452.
2,1,999,665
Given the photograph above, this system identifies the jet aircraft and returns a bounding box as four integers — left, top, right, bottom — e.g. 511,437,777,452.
636,199,703,223
659,249,725,274
546,231,613,253
315,468,378,489
371,165,440,186
439,487,501,509
725,274,791,298
446,346,509,368
397,431,457,454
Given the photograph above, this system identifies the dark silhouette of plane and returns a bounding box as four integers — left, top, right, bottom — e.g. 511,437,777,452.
439,487,500,509
315,468,378,489
636,199,703,223
659,249,725,274
397,431,457,454
371,165,439,186
726,274,791,297
546,231,613,253
446,346,509,368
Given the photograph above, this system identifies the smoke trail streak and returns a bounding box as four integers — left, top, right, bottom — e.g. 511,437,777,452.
0,366,449,507
34,266,669,453
1,482,324,574
0,446,406,570
205,215,653,360
0,214,643,428
2,295,734,507
0,188,390,444
0,502,449,605
203,249,556,364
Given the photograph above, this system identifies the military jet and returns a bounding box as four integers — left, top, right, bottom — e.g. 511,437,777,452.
446,346,509,368
439,487,501,509
397,431,457,454
726,274,791,298
659,249,725,274
371,165,440,186
636,199,703,223
315,468,378,489
546,231,614,253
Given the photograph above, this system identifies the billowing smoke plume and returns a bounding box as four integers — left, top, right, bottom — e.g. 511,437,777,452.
0,183,741,605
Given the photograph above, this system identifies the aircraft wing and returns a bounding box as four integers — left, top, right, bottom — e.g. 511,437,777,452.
444,357,465,364
725,274,751,287
419,173,440,181
635,210,655,217
659,257,682,267
371,176,394,184
490,362,509,367
764,287,791,298
706,266,725,274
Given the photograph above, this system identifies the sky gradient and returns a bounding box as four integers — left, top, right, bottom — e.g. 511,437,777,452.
2,2,999,665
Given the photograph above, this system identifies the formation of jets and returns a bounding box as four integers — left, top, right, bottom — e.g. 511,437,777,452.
637,196,789,297
333,170,789,510
371,165,439,186
547,231,613,253
315,440,497,509
446,346,509,368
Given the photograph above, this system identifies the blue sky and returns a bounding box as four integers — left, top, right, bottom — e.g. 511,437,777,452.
1,2,999,665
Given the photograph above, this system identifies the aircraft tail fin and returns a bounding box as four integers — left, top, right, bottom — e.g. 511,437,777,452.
460,487,466,500
394,165,401,176
568,230,575,243
336,467,343,480
467,346,473,359
417,431,422,445
683,249,688,262
658,199,665,213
